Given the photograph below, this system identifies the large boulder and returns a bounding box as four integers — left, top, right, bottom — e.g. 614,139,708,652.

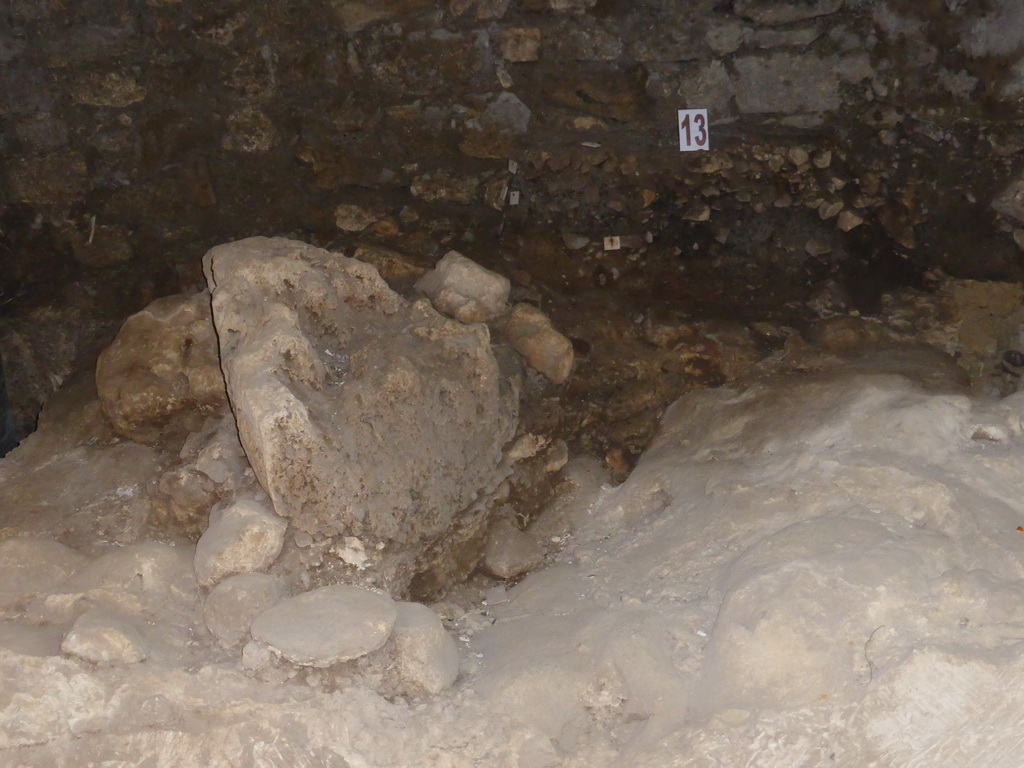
203,237,519,593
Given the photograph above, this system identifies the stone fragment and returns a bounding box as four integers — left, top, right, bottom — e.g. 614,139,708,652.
734,0,843,25
334,204,381,232
96,292,226,443
194,499,288,587
705,22,748,55
549,0,596,11
61,609,148,666
818,201,843,220
410,171,480,203
390,601,460,694
249,585,397,666
0,538,87,611
992,178,1024,224
732,53,868,115
503,303,574,384
480,92,532,134
70,72,146,107
498,28,541,62
222,106,277,153
837,210,864,231
203,237,519,593
482,518,544,579
415,251,511,323
203,573,285,648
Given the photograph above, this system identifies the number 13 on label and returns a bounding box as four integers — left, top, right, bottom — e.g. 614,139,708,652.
678,109,709,152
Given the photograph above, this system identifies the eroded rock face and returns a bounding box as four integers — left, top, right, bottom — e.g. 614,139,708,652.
203,237,519,593
95,292,227,443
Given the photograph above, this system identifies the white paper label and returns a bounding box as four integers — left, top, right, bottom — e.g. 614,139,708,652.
508,159,519,174
603,236,621,251
509,190,520,206
678,109,709,152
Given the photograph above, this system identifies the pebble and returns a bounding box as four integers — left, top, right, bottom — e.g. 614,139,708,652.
415,250,511,323
482,518,544,580
249,585,398,667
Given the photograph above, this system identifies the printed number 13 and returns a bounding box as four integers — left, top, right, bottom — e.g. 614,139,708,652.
681,114,707,147
678,109,710,152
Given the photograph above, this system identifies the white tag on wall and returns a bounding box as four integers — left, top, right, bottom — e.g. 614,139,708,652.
678,109,710,152
509,190,520,205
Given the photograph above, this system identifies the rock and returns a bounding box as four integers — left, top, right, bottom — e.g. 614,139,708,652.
733,53,870,116
734,0,843,26
249,584,397,666
221,106,277,153
415,251,511,323
497,28,541,62
410,171,480,203
203,237,519,593
481,518,544,579
503,303,574,384
95,291,226,443
0,538,87,611
69,72,146,107
992,177,1024,224
61,609,148,666
389,601,460,695
837,210,864,231
194,499,288,587
334,204,382,232
203,573,285,648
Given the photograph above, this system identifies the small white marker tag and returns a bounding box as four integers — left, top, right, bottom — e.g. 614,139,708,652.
678,108,709,152
499,185,508,203
509,190,520,206
603,236,621,251
508,159,519,174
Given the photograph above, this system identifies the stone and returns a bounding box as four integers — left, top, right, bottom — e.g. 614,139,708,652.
334,204,381,232
480,92,532,134
503,303,574,384
837,210,864,231
61,609,148,666
734,0,843,26
194,499,288,587
96,291,226,443
415,251,511,324
203,237,519,593
249,584,397,666
0,538,87,611
481,518,544,579
732,53,870,117
221,106,277,153
390,601,460,694
497,28,541,62
69,72,146,107
410,171,480,203
992,177,1024,224
203,572,285,648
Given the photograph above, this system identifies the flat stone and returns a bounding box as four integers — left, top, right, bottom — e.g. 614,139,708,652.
415,251,511,323
497,28,541,62
250,585,398,666
0,538,86,611
203,572,285,648
734,0,843,25
194,499,288,587
334,204,381,232
390,601,460,694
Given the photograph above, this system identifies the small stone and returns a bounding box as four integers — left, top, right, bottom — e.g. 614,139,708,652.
70,72,146,107
390,602,460,694
241,640,272,670
415,250,511,323
502,303,574,384
482,518,543,579
682,202,711,222
837,210,864,231
249,585,398,667
787,147,810,166
194,499,288,587
61,609,148,666
203,572,285,648
334,204,381,232
1014,229,1024,250
814,150,833,169
497,28,541,62
818,200,844,220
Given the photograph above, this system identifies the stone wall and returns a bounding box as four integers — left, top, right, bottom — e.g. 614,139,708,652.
2,0,1024,442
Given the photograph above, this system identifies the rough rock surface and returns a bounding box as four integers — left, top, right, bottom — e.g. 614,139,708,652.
503,303,574,384
60,608,148,666
204,236,519,593
249,584,398,666
389,601,460,694
202,572,285,648
95,292,226,443
481,518,544,579
193,499,288,587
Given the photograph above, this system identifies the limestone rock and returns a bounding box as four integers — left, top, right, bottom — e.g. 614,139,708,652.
61,609,148,666
482,518,544,579
203,237,519,593
390,601,460,694
334,203,381,232
194,499,288,587
0,538,87,611
497,28,541,62
734,0,843,25
249,584,397,666
95,291,226,443
415,251,511,323
502,303,574,384
203,572,284,648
